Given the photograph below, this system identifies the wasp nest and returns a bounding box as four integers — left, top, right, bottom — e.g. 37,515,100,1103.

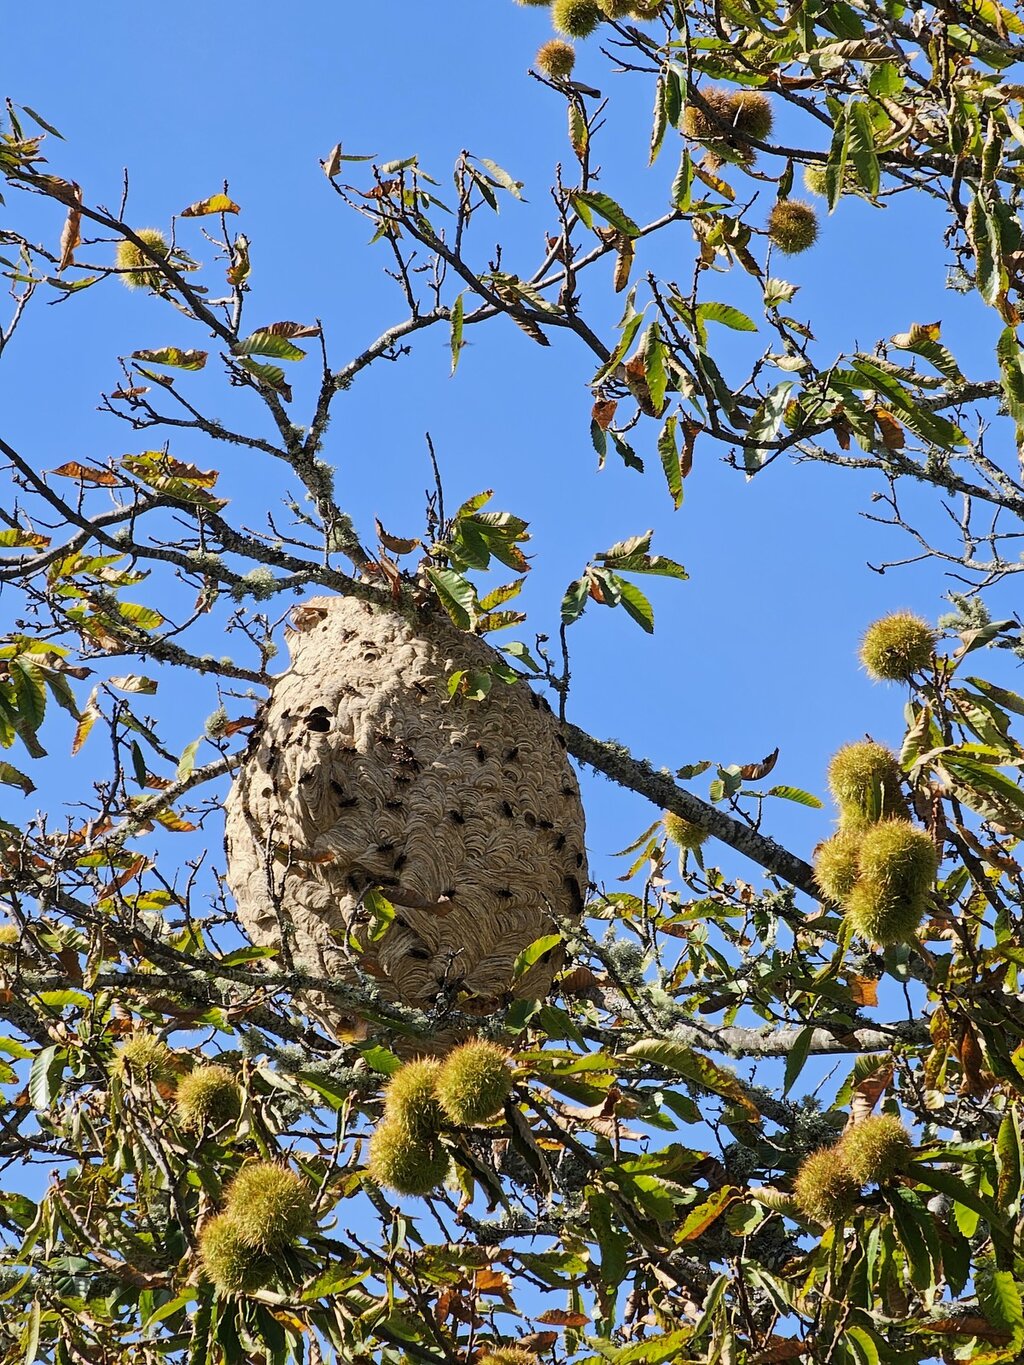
224,595,588,1040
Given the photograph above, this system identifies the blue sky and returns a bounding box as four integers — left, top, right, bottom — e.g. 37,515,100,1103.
0,15,1011,1358
1,0,1016,960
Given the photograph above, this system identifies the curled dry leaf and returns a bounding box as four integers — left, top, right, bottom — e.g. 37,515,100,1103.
624,355,657,417
849,1060,894,1125
518,1333,559,1352
680,420,701,479
260,320,322,338
559,965,602,996
875,408,905,450
535,1310,589,1328
592,399,618,431
614,235,634,293
57,182,81,272
51,463,119,487
374,519,420,555
322,143,343,179
739,747,780,781
847,974,879,1008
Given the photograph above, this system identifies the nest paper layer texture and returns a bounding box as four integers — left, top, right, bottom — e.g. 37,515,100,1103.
224,595,588,1040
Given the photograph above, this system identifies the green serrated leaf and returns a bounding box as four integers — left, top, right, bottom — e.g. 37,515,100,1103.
130,740,148,788
671,148,693,211
890,322,965,383
744,381,795,475
235,357,292,400
968,191,1008,310
594,307,647,385
846,100,880,195
886,1186,935,1290
9,660,46,733
978,1265,1024,1347
477,157,524,199
624,1040,759,1119
114,601,164,631
513,933,562,979
696,301,758,334
218,945,278,966
233,331,306,361
825,103,851,212
37,990,90,1011
28,1045,64,1111
450,291,465,375
650,75,668,166
572,191,641,238
131,347,208,370
0,1037,33,1061
360,1044,403,1076
997,325,1024,433
21,1300,41,1365
425,567,476,630
176,737,202,781
610,430,643,472
19,105,64,138
849,358,965,447
783,1026,815,1095
642,321,668,413
0,761,34,795
502,640,541,672
607,553,688,581
907,1161,1008,1244
606,573,654,633
968,677,1024,717
658,414,683,510
767,784,823,809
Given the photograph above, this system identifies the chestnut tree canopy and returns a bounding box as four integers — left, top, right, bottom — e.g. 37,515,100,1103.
3,0,1024,1361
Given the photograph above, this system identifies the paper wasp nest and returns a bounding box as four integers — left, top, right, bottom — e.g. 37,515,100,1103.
224,595,588,1041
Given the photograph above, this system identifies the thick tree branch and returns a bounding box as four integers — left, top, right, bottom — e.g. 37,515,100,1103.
668,1018,928,1057
562,721,820,899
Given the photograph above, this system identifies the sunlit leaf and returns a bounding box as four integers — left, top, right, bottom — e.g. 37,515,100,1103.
572,190,641,238
180,193,241,217
233,331,307,362
131,347,208,370
425,567,476,630
767,784,823,808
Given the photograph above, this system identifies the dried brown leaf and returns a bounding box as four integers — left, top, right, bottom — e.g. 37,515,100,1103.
375,518,420,555
847,974,879,1008
739,747,779,781
680,420,701,479
613,236,634,293
592,399,618,431
52,462,119,487
322,143,343,179
261,320,322,338
849,1060,894,1124
518,1333,558,1352
876,408,905,450
57,182,82,272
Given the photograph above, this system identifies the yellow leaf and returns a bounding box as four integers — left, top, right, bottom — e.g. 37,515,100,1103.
180,193,241,217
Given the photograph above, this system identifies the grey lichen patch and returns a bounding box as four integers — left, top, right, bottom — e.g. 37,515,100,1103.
224,595,588,1046
230,567,278,602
